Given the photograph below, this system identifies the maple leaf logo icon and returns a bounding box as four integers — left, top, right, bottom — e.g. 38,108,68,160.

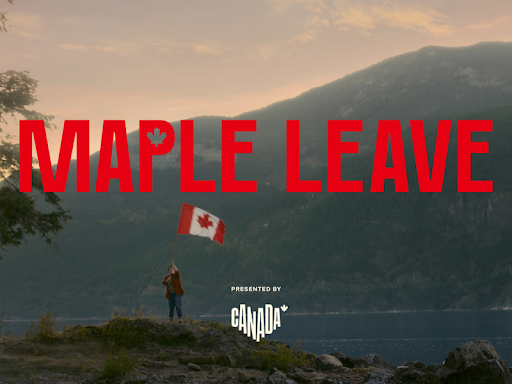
147,128,167,147
197,214,213,229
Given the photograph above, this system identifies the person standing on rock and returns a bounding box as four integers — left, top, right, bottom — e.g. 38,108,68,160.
162,264,185,323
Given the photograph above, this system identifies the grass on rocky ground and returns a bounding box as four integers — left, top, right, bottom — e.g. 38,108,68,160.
251,340,313,371
0,307,229,380
0,306,315,381
101,348,138,379
0,306,162,380
0,337,114,379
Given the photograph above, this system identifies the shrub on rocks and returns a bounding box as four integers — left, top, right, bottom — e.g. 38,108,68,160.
101,348,137,379
100,317,149,348
253,343,312,371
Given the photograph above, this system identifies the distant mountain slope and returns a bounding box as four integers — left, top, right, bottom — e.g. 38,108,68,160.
3,42,512,318
126,41,512,181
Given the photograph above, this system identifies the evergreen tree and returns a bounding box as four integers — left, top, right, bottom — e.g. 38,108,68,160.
0,3,70,257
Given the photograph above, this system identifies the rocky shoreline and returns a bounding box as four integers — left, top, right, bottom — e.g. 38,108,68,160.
0,318,511,384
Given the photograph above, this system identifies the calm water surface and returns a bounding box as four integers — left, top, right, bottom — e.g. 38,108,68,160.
269,311,512,365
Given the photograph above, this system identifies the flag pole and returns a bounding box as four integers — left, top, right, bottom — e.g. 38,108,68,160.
172,203,184,266
171,232,178,266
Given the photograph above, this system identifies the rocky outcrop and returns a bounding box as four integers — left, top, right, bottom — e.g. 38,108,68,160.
362,352,397,370
440,340,512,384
393,362,442,384
391,340,512,384
315,354,344,371
330,352,368,368
267,368,300,384
2,319,512,384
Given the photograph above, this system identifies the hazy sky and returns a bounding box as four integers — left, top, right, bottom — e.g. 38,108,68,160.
2,0,512,158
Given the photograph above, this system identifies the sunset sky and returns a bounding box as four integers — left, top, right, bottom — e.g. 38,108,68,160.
2,0,512,158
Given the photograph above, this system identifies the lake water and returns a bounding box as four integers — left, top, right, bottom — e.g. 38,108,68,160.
269,311,512,365
4,311,512,366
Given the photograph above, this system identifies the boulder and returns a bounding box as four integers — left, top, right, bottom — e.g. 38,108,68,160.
402,361,428,370
216,353,236,367
392,340,512,384
438,340,512,384
398,369,433,383
287,369,311,384
266,370,300,384
330,352,368,368
362,352,397,370
315,354,344,371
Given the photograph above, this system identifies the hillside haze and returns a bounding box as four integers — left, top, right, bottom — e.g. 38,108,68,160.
135,42,512,168
2,42,512,318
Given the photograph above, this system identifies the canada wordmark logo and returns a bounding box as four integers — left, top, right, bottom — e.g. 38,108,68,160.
231,304,286,342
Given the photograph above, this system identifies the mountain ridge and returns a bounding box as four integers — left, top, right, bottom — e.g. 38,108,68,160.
2,42,512,318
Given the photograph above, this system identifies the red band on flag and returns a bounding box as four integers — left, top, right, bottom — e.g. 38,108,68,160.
213,220,226,245
177,203,194,234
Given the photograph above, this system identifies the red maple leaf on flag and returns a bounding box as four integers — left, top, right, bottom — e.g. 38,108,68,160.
177,203,226,245
197,214,213,229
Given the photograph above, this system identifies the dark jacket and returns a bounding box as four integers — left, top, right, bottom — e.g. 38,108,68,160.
162,269,184,297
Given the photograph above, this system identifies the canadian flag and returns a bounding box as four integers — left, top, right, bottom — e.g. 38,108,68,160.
177,203,226,245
